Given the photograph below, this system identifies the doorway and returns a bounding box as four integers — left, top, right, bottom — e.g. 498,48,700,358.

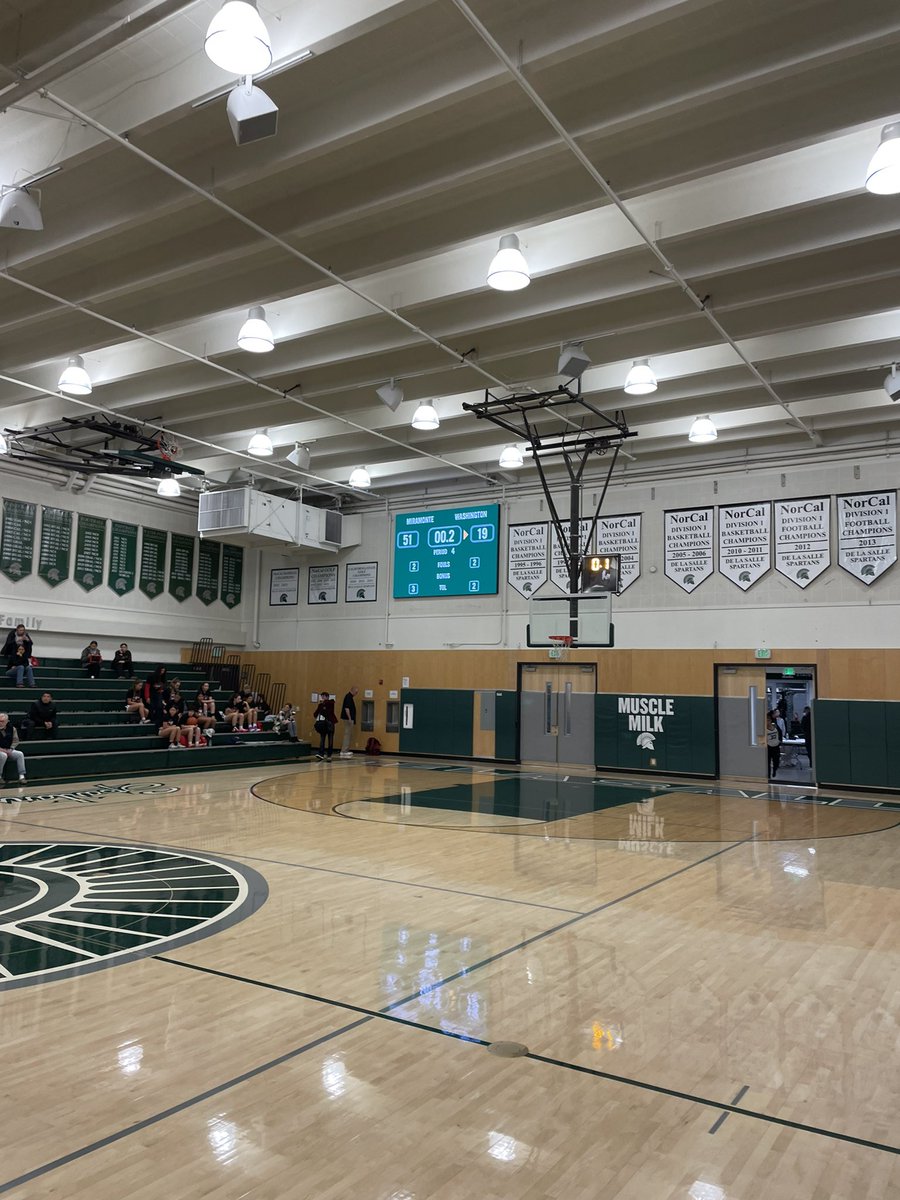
716,664,816,785
519,662,597,766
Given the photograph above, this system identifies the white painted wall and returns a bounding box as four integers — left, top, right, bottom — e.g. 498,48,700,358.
0,471,252,660
256,454,900,651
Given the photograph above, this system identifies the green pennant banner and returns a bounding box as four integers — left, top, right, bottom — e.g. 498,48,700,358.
0,499,36,582
168,533,195,602
108,521,138,595
74,514,106,591
38,506,72,587
139,527,168,599
221,543,243,609
196,539,221,606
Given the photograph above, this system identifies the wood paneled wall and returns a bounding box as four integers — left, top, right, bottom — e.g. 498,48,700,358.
205,647,900,753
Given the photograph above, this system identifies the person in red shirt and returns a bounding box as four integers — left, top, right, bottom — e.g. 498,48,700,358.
313,691,337,760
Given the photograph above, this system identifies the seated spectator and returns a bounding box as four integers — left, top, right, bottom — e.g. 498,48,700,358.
168,680,186,713
0,712,26,783
112,643,134,678
157,704,182,749
189,700,216,738
180,708,202,748
274,703,297,741
5,643,34,689
81,640,103,679
196,682,216,718
125,681,150,724
225,692,248,731
22,693,58,740
244,688,269,730
2,623,33,661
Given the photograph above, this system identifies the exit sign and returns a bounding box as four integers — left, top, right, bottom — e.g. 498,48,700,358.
783,667,796,676
754,648,771,659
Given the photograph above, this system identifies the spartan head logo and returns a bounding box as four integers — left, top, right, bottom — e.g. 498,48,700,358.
683,574,695,586
318,591,327,601
738,570,751,582
356,588,366,599
861,563,876,577
636,732,655,750
796,568,810,581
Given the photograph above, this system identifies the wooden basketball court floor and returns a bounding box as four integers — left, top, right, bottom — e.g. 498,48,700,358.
0,758,898,1199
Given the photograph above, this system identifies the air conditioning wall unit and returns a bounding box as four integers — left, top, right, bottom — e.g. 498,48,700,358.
198,490,361,552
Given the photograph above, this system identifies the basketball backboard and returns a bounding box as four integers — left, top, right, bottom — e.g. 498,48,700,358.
527,593,614,647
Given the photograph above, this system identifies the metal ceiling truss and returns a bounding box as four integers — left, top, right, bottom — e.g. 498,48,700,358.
1,415,205,480
463,384,636,593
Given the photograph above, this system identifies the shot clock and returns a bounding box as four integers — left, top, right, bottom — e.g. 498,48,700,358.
580,553,620,594
393,504,500,598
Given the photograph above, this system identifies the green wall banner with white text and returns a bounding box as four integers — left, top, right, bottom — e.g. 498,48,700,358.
108,521,138,595
74,514,106,591
0,499,36,582
169,533,195,602
196,539,221,606
38,506,72,587
221,543,243,609
140,527,168,599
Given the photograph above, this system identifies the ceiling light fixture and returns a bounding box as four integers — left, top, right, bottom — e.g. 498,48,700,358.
0,187,43,231
487,234,530,292
884,364,900,401
205,1,272,76
349,466,371,488
557,341,591,379
498,445,525,469
238,305,274,353
866,123,900,194
411,403,440,430
285,442,311,469
376,379,404,412
688,415,718,444
157,476,181,498
58,355,92,396
247,431,273,456
624,357,657,395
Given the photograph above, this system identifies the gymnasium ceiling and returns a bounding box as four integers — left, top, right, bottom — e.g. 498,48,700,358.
1,0,900,504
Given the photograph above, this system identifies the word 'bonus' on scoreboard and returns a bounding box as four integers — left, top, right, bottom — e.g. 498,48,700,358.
393,504,500,598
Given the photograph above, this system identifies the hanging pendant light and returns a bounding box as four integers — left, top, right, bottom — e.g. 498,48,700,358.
238,305,274,353
157,477,181,498
498,445,525,469
205,1,272,76
624,357,657,395
349,466,371,488
866,123,900,195
58,355,92,396
487,234,530,291
411,403,440,430
248,431,273,456
688,416,718,444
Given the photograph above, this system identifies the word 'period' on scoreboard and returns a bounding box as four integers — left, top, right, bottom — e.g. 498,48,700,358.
393,504,500,598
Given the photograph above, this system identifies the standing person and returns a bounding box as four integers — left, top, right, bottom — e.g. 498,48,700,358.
339,686,359,759
5,643,34,688
0,712,26,783
112,643,134,678
765,713,781,780
313,691,337,760
1,624,33,661
770,707,786,742
81,640,103,678
800,705,813,766
147,681,167,727
22,693,58,740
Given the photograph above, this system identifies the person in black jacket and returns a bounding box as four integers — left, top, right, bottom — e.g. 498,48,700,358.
313,692,337,760
339,686,359,758
0,712,26,783
5,643,34,688
1,624,33,661
112,643,134,678
22,693,59,740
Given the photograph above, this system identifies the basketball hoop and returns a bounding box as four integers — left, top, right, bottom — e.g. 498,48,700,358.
548,634,574,660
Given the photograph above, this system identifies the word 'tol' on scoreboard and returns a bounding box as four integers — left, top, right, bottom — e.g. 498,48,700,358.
393,504,500,598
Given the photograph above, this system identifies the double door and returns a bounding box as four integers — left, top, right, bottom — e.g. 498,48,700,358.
519,663,596,766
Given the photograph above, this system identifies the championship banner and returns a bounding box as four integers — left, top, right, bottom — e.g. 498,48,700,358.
717,501,771,591
308,564,338,604
837,491,897,585
507,522,548,598
549,518,593,593
221,543,243,609
73,514,106,592
38,507,72,588
774,497,830,588
168,533,195,602
597,513,641,592
139,527,168,599
108,521,138,595
664,507,714,593
0,499,36,582
196,539,221,606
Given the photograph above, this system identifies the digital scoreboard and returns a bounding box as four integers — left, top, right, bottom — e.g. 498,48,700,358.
393,504,500,598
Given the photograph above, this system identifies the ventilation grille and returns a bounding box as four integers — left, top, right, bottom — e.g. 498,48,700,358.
323,509,342,544
198,489,247,532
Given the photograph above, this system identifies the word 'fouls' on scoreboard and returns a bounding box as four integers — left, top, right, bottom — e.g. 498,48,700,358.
393,504,501,598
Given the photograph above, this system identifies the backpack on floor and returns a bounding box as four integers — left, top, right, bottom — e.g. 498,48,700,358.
364,737,382,756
